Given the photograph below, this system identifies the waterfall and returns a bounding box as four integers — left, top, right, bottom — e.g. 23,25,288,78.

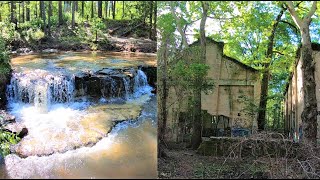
133,69,152,98
6,70,75,111
6,68,152,109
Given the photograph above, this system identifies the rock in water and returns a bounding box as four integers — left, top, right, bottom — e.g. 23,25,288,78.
17,128,28,139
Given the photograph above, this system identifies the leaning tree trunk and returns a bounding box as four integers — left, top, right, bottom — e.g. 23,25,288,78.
257,8,284,131
286,1,317,144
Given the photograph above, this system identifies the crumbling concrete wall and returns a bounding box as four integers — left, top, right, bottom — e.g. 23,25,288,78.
165,39,261,142
284,44,320,139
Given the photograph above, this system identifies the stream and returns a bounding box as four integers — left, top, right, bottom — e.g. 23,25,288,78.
0,51,157,178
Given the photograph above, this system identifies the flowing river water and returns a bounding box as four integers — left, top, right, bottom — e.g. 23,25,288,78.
0,51,157,178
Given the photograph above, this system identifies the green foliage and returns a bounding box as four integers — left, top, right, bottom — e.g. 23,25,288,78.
0,129,20,156
169,46,214,93
0,22,15,43
23,28,45,42
0,37,10,74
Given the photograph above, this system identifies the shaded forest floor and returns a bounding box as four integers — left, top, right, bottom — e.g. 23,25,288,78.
158,142,320,179
10,19,157,54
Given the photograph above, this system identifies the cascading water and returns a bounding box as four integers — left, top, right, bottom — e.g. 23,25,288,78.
1,52,157,178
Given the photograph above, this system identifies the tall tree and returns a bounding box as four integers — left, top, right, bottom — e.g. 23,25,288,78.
190,1,209,150
286,1,318,144
153,1,157,41
149,1,153,39
58,1,63,26
72,1,76,29
21,1,25,23
10,1,16,24
112,1,116,19
26,1,30,21
105,1,108,19
122,1,125,19
48,1,52,36
91,1,94,19
82,1,85,18
257,6,286,131
98,1,102,18
40,1,46,34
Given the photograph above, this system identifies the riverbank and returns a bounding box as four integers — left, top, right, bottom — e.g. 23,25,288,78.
9,19,157,54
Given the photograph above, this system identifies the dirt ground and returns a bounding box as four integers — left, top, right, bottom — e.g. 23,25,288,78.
158,146,308,179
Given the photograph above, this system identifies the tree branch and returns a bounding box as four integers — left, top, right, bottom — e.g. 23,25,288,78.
280,20,299,34
273,50,285,56
304,1,317,23
170,2,189,48
285,1,302,28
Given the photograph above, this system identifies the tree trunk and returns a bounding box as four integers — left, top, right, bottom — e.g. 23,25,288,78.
58,1,63,26
10,1,16,25
18,2,20,23
257,8,284,131
286,1,317,144
153,1,157,41
98,1,102,18
158,36,169,158
35,1,37,18
48,1,52,36
91,1,94,19
149,1,153,39
122,1,124,19
105,1,108,19
75,1,78,12
26,1,30,21
112,1,116,19
40,1,46,34
109,1,111,18
300,26,317,143
82,1,84,18
191,1,208,150
72,1,76,29
170,2,188,48
22,1,25,23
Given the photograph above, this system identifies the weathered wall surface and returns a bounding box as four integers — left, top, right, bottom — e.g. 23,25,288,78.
165,41,261,142
284,45,320,138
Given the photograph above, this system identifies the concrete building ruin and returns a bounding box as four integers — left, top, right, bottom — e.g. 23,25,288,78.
165,38,261,142
284,43,320,139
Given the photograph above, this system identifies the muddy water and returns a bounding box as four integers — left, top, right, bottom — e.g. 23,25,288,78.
0,52,157,178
